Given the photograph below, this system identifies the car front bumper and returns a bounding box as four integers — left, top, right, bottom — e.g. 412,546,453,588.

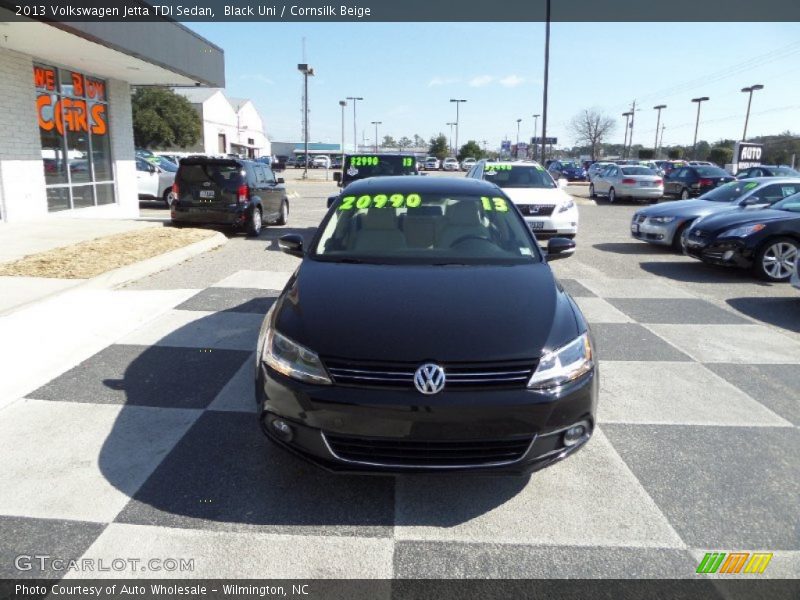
630,218,681,246
683,237,755,268
523,208,579,238
256,364,598,476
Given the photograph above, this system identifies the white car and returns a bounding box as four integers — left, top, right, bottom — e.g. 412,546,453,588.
467,160,579,238
423,157,440,171
136,157,176,207
461,157,477,171
791,253,800,290
312,155,331,169
442,157,460,171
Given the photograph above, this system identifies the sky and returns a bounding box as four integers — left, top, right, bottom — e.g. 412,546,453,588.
188,21,800,152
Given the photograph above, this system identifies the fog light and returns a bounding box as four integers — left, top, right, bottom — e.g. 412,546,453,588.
723,250,734,261
563,424,587,447
270,418,294,442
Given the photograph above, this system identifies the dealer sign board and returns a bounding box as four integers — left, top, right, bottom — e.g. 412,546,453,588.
733,142,763,173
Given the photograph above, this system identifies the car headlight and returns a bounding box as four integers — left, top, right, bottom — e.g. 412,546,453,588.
558,199,575,213
528,333,593,390
649,216,676,224
261,327,332,385
720,223,766,238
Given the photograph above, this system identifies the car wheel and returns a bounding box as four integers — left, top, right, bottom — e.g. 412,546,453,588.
680,188,690,200
275,200,289,226
589,183,596,199
608,188,616,204
754,237,798,282
162,188,176,209
246,207,263,237
672,220,693,253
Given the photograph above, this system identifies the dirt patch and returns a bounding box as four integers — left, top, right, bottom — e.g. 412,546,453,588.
0,226,217,279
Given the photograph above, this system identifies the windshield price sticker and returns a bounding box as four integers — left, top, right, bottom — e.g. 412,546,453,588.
350,156,379,167
402,157,414,167
485,164,512,171
339,193,423,210
481,196,509,212
744,182,759,190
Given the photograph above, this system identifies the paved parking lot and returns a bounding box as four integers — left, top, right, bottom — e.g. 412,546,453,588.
1,171,798,579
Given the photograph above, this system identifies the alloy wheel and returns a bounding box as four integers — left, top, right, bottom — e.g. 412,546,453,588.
762,242,797,280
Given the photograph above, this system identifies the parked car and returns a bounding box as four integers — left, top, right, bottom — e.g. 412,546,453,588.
547,160,586,181
461,157,477,171
468,160,579,238
259,176,595,475
442,157,460,171
736,165,800,179
663,165,735,199
294,155,308,169
136,157,176,208
587,161,614,181
312,155,332,169
590,165,663,203
171,156,289,236
328,153,419,207
658,160,688,178
423,156,440,171
684,191,800,281
630,178,800,251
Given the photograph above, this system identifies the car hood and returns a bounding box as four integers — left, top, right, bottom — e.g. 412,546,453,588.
639,199,732,218
692,209,797,233
273,260,579,363
502,187,571,205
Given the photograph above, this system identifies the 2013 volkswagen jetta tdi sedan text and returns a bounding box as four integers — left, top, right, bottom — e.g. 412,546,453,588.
255,177,598,475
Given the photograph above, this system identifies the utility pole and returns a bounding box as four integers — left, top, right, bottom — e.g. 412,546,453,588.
297,63,314,179
659,124,666,156
447,122,456,155
653,104,666,158
622,112,632,158
741,84,764,141
540,0,551,164
339,100,346,166
346,96,363,153
627,100,638,159
371,121,381,153
691,96,709,159
450,99,467,157
532,114,540,159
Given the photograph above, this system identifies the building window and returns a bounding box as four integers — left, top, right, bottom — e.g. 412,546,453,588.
34,64,114,212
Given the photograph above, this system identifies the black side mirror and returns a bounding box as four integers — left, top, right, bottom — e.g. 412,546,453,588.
276,177,285,185
279,234,304,258
546,237,576,260
333,172,341,183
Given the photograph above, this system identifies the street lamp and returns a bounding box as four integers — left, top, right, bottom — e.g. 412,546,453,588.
531,113,540,157
691,96,710,159
346,96,363,152
741,84,764,141
450,99,467,156
371,121,382,153
339,100,346,165
297,63,315,178
447,122,456,155
653,104,666,158
516,118,522,147
540,0,551,163
622,112,632,157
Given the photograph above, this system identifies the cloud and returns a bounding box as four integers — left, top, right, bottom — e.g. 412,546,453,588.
469,75,494,87
499,74,525,88
428,76,459,87
239,74,274,85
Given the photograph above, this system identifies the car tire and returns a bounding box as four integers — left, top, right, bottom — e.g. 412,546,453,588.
162,188,175,209
672,220,693,253
608,188,616,204
753,237,798,282
275,200,289,226
680,188,690,200
246,207,263,237
589,183,596,199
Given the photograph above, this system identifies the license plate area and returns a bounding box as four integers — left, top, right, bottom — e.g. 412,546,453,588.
199,190,215,198
530,221,544,230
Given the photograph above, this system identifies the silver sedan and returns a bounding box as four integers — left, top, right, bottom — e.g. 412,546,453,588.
590,165,663,203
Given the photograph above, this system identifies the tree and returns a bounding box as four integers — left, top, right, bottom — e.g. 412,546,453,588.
132,87,201,149
638,149,655,159
382,135,396,148
398,136,412,149
568,109,615,161
708,146,733,167
667,147,684,160
457,140,484,161
428,133,449,160
413,134,425,148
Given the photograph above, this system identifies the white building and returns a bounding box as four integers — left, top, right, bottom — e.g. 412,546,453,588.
171,89,270,159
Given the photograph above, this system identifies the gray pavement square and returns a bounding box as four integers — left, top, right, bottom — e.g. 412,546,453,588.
558,278,597,298
115,411,395,538
27,345,251,410
606,298,751,325
175,287,279,314
705,364,800,427
0,516,106,578
603,424,800,550
590,323,693,361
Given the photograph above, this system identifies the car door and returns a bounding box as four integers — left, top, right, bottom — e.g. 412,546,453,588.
594,166,611,193
136,158,158,198
666,168,685,196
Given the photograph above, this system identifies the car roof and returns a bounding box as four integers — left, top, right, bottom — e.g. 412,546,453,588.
346,153,415,158
479,159,545,167
735,176,800,183
341,175,500,195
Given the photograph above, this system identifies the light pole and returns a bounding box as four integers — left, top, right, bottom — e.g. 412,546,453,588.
627,101,640,159
297,63,315,178
659,124,666,156
532,113,540,158
622,112,632,157
447,122,456,155
450,99,467,157
741,84,764,141
653,104,666,157
516,118,522,147
339,100,346,165
540,0,551,163
691,96,709,159
371,121,381,153
346,96,363,153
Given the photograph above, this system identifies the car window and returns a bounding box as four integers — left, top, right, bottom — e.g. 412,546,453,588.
253,164,266,184
758,183,800,203
312,191,541,264
263,166,276,183
136,158,151,172
772,192,800,212
694,166,728,177
621,167,655,175
482,165,556,189
701,180,762,202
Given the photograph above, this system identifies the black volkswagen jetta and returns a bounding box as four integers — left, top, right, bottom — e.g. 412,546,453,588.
255,176,598,475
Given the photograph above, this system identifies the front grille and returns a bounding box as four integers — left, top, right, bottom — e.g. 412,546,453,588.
517,204,556,217
324,358,535,390
324,433,534,467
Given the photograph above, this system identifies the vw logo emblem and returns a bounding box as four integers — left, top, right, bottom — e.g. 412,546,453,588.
529,205,540,214
414,363,446,395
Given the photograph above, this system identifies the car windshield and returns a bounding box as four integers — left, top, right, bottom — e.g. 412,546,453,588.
344,155,417,178
695,166,728,177
483,165,556,189
772,192,800,212
562,162,580,169
312,191,540,265
156,157,177,172
621,167,655,175
699,180,760,202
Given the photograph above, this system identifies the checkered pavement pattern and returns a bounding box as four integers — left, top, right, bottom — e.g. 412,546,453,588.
1,270,798,580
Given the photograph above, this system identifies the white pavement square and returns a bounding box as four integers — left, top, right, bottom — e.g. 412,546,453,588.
573,297,634,323
211,270,294,291
578,279,697,299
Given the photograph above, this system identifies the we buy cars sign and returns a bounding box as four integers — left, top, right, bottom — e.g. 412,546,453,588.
733,142,763,172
